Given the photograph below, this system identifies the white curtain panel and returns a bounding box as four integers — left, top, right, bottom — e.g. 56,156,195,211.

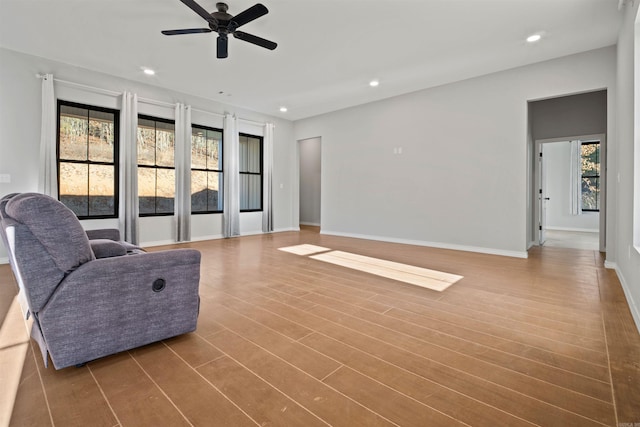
38,74,57,196
120,92,140,244
175,103,192,242
569,140,582,216
262,123,274,232
223,113,240,237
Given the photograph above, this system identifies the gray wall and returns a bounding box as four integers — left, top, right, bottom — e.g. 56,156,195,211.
299,137,321,226
530,90,607,141
612,2,640,330
0,47,296,258
294,47,616,258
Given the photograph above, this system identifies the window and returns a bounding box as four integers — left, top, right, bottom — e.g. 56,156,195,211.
57,101,119,218
239,134,263,211
137,116,175,216
191,125,223,213
581,141,600,212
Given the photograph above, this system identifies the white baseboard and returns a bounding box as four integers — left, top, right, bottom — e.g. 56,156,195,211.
190,234,225,242
545,226,599,233
0,257,8,265
300,222,321,227
274,227,300,232
605,261,640,334
139,239,178,248
320,230,528,259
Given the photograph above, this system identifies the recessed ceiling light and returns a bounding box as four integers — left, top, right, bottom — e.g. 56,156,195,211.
369,80,380,87
143,68,156,76
279,107,288,112
526,34,542,43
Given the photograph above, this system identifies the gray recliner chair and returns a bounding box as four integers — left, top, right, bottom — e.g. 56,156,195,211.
0,192,201,369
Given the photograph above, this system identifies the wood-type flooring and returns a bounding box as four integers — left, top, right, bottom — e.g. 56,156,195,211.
2,227,639,426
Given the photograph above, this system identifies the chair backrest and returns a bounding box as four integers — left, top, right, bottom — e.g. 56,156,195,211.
2,193,94,312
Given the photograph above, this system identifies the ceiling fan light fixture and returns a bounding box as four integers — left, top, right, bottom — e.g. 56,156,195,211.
279,106,288,112
369,80,380,87
143,68,156,75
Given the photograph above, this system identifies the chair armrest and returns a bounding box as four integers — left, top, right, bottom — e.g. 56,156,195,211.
86,228,121,241
51,249,201,299
90,239,127,258
38,249,201,368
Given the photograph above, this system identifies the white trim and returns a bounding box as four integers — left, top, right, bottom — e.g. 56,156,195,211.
300,222,321,227
545,226,599,233
139,239,177,248
190,234,225,242
275,227,300,232
240,230,266,237
320,230,528,259
605,261,640,333
0,257,8,265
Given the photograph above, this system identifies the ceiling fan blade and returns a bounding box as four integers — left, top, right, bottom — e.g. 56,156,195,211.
233,31,277,50
179,0,218,28
229,3,268,30
161,28,212,35
217,35,228,59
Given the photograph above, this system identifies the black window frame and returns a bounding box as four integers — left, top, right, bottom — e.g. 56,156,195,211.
581,141,600,213
137,114,176,217
239,133,263,212
56,100,120,220
191,124,224,214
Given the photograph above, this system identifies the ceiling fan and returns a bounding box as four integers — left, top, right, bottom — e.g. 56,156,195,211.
162,0,277,59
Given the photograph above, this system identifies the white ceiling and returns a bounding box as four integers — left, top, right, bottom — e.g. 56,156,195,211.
0,0,623,120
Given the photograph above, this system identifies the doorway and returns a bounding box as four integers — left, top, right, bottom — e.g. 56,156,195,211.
534,135,606,251
298,137,321,229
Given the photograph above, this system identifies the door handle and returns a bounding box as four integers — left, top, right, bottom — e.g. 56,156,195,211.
544,197,550,200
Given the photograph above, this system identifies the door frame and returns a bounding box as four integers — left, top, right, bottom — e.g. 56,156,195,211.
533,133,607,251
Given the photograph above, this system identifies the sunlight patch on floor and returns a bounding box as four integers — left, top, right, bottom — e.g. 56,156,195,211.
0,296,32,427
278,244,331,256
280,245,463,291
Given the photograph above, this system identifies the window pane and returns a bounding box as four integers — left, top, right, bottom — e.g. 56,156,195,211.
156,168,175,213
138,167,156,215
156,122,175,167
582,177,600,210
240,174,261,210
59,162,88,216
191,129,207,169
191,170,208,212
581,144,600,176
89,164,115,216
59,105,88,161
247,138,261,173
239,136,261,173
88,110,115,162
239,135,248,172
208,171,223,211
137,123,156,166
207,130,222,171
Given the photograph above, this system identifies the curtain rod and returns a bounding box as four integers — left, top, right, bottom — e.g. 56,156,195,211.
37,74,121,97
36,74,265,126
239,118,267,127
137,96,175,109
191,107,224,119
